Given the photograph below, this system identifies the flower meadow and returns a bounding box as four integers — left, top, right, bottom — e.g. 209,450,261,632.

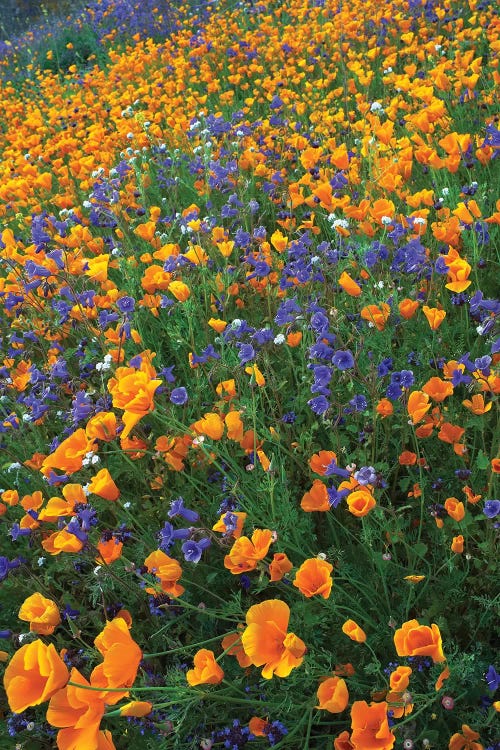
0,0,499,747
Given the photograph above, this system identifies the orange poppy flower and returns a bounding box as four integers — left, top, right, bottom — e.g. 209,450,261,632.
42,529,84,555
422,305,446,330
309,450,337,475
448,724,483,750
444,497,465,522
350,701,395,750
168,280,191,301
360,303,391,331
451,535,464,554
88,468,120,501
186,649,224,686
245,363,266,387
96,538,123,565
224,529,273,574
91,617,142,694
224,411,245,442
46,667,105,750
422,377,454,402
376,398,394,418
108,366,162,441
346,489,376,517
462,394,491,414
398,298,419,319
41,428,97,477
492,458,500,473
221,631,252,668
316,676,349,713
342,619,367,643
85,411,117,441
192,412,225,440
338,271,362,297
300,480,330,512
389,666,412,691
293,558,333,599
399,451,417,465
241,599,306,679
437,422,465,445
18,592,61,636
394,619,445,663
407,390,431,424
269,552,293,582
3,640,69,713
144,550,184,597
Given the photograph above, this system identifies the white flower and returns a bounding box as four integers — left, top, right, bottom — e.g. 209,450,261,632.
274,334,285,345
37,557,46,567
370,101,383,112
381,216,393,225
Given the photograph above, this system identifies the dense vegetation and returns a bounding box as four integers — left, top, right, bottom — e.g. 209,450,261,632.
0,0,498,748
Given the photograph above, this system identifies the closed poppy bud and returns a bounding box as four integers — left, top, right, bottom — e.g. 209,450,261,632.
342,619,367,643
286,331,302,347
451,535,464,553
338,271,362,297
444,497,465,522
18,592,61,635
186,649,224,686
88,468,120,501
293,558,333,599
394,619,445,663
316,676,349,713
3,640,69,713
346,489,376,517
119,701,152,717
248,717,269,737
269,552,293,582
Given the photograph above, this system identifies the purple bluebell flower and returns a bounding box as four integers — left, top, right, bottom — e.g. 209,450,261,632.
237,343,255,365
117,296,135,313
158,522,190,551
181,537,211,563
168,497,199,523
170,387,188,405
483,500,500,519
0,556,22,581
327,485,349,508
485,665,500,692
332,349,355,371
308,395,330,415
325,460,350,478
355,466,377,485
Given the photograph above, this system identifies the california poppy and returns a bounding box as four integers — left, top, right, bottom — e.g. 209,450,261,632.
293,558,333,599
342,619,367,643
186,649,224,686
241,599,306,679
316,676,349,713
394,619,445,662
18,592,61,635
3,640,69,713
350,701,395,750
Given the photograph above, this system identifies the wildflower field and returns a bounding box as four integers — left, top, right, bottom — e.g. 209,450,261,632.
0,0,499,747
